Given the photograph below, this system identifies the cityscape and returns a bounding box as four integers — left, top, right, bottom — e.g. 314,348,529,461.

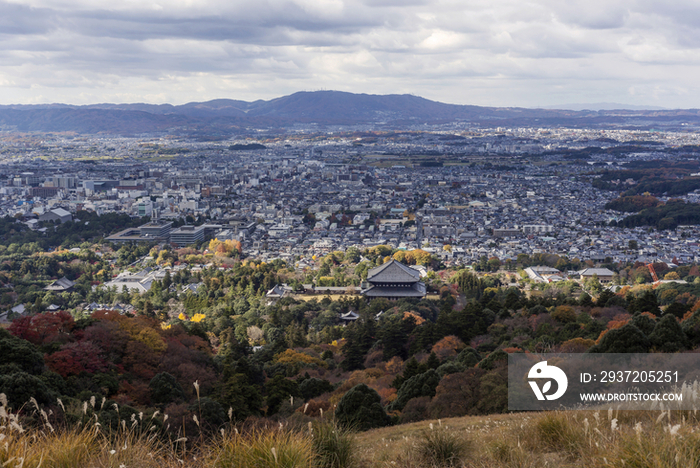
3,121,700,271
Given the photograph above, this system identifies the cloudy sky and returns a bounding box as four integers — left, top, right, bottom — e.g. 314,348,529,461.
1,0,699,108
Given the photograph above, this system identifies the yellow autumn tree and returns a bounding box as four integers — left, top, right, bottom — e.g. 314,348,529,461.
209,238,242,257
274,349,327,368
392,250,406,262
135,328,167,353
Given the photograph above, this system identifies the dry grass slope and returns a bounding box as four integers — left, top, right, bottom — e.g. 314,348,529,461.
3,392,700,468
356,409,700,468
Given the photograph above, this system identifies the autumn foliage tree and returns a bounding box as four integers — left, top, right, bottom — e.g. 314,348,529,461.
9,310,75,350
46,341,108,377
209,239,242,257
431,335,466,361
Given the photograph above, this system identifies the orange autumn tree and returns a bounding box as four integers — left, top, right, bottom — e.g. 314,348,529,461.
596,313,633,344
431,335,466,361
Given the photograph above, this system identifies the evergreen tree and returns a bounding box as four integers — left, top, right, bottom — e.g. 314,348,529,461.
149,372,186,406
379,315,407,360
630,290,661,316
682,309,700,347
215,373,263,420
335,383,390,431
477,349,508,370
163,270,172,289
456,347,481,368
0,372,55,407
665,302,691,319
0,330,45,375
265,374,301,415
588,324,650,353
629,313,656,336
649,314,688,352
596,289,615,307
388,369,441,412
391,356,426,390
426,352,441,369
503,289,521,310
299,378,334,401
578,292,593,307
341,325,365,372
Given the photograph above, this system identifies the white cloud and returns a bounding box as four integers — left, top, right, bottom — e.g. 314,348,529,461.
0,0,698,107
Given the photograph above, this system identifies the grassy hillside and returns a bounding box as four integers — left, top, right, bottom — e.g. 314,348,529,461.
3,393,700,468
356,409,700,467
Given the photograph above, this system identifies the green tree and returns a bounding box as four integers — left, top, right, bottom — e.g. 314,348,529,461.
682,309,700,347
335,384,390,431
426,352,441,369
629,313,656,336
188,397,227,429
578,292,594,307
379,314,409,360
0,372,55,407
215,373,263,421
649,314,688,352
299,378,334,401
630,290,661,316
265,374,301,415
388,369,441,412
0,330,44,375
456,347,481,368
588,324,650,353
477,349,508,370
149,372,186,406
344,247,361,264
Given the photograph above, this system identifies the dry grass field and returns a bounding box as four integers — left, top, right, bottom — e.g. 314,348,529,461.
3,394,700,468
356,409,700,468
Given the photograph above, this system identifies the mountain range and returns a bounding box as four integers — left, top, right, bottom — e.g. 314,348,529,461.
0,91,698,135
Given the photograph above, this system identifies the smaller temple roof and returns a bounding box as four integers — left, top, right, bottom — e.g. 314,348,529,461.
44,276,75,291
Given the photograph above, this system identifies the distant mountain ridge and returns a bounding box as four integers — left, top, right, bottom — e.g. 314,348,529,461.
0,91,697,135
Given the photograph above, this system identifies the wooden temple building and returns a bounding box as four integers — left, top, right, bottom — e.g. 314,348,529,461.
361,259,426,300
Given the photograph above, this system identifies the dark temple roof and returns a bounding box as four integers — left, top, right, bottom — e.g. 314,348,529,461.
367,259,421,284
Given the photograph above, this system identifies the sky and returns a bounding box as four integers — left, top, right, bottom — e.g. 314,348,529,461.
1,0,699,108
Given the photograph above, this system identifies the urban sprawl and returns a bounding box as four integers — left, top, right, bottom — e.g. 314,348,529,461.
2,125,700,284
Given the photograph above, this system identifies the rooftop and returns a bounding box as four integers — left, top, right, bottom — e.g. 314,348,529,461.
367,259,421,283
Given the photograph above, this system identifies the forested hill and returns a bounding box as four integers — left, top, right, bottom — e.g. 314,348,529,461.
2,91,699,134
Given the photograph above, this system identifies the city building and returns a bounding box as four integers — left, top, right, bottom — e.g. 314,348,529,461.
170,225,206,247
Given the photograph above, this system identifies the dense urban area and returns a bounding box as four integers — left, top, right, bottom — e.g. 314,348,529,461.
4,122,700,467
4,125,700,264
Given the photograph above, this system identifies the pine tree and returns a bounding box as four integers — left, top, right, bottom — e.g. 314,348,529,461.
341,325,365,371
426,352,441,369
379,315,407,360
